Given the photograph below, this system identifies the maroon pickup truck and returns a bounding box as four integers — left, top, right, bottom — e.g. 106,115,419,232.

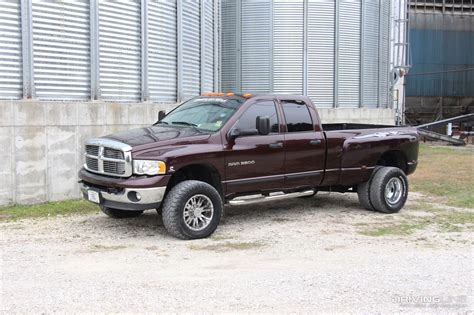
79,94,419,239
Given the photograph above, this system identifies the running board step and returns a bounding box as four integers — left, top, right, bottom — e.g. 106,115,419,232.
228,190,315,205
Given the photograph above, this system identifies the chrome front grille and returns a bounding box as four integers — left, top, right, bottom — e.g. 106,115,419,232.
103,160,126,175
85,145,99,156
83,139,132,177
103,148,124,160
85,156,99,171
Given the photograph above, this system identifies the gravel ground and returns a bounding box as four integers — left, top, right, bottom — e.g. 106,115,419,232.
1,192,473,313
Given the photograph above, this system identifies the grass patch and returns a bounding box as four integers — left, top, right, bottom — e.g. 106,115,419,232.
360,208,474,236
410,201,439,212
360,222,430,236
0,199,99,222
411,144,474,208
189,241,265,252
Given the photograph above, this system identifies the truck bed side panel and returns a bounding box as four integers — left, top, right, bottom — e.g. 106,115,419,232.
321,127,419,187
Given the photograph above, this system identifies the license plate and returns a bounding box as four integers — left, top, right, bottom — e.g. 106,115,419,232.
87,190,100,204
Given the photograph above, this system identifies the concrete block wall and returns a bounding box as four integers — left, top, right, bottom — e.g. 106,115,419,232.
0,102,394,206
0,100,175,206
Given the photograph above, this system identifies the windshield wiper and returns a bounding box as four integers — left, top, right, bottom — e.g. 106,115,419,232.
171,121,198,127
154,121,168,125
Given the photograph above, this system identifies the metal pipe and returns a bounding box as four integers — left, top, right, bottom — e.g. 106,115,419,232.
303,0,308,96
90,0,100,100
417,129,465,146
213,0,219,92
200,0,206,94
236,0,242,93
333,0,339,108
359,0,365,108
141,0,149,101
377,0,382,108
416,113,474,129
20,0,35,99
387,0,393,109
177,0,183,102
218,0,222,92
269,0,274,93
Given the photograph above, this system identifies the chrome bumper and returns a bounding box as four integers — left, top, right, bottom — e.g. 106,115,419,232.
80,182,166,211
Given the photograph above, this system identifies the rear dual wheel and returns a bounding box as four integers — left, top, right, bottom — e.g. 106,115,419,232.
357,166,408,214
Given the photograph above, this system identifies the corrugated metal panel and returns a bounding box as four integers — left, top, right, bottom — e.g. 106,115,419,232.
202,0,215,92
0,0,22,99
221,0,237,92
241,0,271,93
378,0,390,107
407,28,474,97
99,0,141,101
307,0,334,108
338,0,361,108
337,0,361,108
32,0,90,100
149,0,177,102
182,0,200,100
273,0,304,94
362,0,379,108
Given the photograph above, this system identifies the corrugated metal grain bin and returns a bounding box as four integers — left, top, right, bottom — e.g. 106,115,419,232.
221,0,392,109
0,0,218,102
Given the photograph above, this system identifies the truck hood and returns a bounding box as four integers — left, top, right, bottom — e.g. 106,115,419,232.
103,125,210,147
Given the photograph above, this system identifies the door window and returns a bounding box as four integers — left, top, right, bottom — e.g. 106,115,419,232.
282,101,313,132
235,101,279,133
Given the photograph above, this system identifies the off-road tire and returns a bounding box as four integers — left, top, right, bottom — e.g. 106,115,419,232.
369,167,408,213
357,166,382,211
162,180,223,240
100,205,144,218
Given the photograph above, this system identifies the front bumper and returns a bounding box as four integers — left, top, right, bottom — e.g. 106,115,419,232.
80,182,166,211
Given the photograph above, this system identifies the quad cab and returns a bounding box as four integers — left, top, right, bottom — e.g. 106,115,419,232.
79,94,419,239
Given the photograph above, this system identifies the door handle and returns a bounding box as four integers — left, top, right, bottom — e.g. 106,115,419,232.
309,139,322,146
269,142,283,149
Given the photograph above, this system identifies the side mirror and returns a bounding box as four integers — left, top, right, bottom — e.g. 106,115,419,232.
158,110,166,122
256,116,270,135
229,128,258,140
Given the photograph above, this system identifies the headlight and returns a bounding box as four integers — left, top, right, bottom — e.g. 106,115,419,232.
133,160,166,175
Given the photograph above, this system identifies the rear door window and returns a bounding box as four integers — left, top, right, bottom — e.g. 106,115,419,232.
282,101,313,132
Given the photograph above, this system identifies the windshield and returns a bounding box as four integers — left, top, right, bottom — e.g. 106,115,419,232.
159,97,244,132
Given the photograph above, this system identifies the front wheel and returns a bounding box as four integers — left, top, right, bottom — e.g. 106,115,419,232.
162,180,223,240
369,167,408,213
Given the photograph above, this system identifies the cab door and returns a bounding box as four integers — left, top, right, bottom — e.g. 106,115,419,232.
224,100,285,195
280,100,326,188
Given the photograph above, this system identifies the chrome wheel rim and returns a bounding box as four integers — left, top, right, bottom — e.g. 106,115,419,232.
183,194,214,231
385,177,403,205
